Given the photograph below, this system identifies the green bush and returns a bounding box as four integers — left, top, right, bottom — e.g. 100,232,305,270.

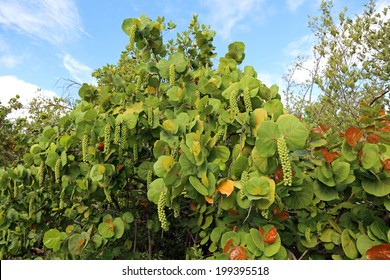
0,14,389,260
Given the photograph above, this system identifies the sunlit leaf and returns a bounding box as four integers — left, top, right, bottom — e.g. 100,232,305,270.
366,244,390,260
345,127,365,147
229,246,247,260
217,179,234,196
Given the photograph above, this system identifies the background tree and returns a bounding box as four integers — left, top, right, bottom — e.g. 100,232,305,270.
0,94,72,167
284,0,389,130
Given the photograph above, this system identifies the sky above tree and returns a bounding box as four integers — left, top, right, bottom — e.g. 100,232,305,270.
0,0,388,106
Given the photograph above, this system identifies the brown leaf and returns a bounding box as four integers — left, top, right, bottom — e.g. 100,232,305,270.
366,244,390,260
229,246,247,260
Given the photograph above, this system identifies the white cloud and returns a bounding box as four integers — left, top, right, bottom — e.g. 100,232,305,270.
0,0,83,45
63,54,96,84
286,0,305,12
284,34,315,57
200,0,266,40
0,75,57,119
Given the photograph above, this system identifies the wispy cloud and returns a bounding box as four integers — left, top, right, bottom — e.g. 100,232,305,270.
199,0,266,40
0,75,57,119
0,54,23,68
0,0,83,45
286,0,305,12
63,54,96,84
284,34,315,57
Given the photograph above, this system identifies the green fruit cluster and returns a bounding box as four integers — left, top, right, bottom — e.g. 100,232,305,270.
169,64,175,86
55,159,61,184
305,227,311,242
277,135,292,186
39,161,45,188
104,123,111,154
173,204,180,218
82,134,89,163
158,192,169,231
147,107,153,126
230,90,239,114
127,25,136,52
104,187,112,203
114,121,121,145
147,170,153,187
243,87,252,112
121,122,128,147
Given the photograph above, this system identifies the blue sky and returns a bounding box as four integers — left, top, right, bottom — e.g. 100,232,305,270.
0,0,388,107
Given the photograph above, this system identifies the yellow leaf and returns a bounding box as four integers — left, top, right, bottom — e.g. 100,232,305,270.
192,141,201,157
252,108,268,135
201,172,209,187
146,85,156,94
217,179,234,196
204,196,213,204
124,102,144,115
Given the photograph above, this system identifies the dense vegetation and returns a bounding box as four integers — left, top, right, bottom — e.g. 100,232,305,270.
0,6,389,260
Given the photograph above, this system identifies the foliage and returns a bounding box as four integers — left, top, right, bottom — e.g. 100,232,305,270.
0,14,389,260
0,94,72,168
284,0,389,130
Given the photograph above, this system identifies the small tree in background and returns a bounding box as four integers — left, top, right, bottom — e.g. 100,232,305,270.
284,0,389,130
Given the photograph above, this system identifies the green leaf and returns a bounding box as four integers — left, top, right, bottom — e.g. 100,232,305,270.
341,229,358,259
189,176,208,196
332,160,350,183
244,177,269,197
230,156,248,180
122,212,134,224
43,229,65,252
370,220,388,242
98,216,115,239
90,164,105,182
277,114,309,151
113,217,125,239
221,231,240,249
208,145,231,163
68,233,86,255
255,120,279,157
147,178,166,204
250,228,264,251
362,177,390,197
153,155,174,178
361,143,379,169
313,180,339,201
45,151,60,171
284,179,314,209
225,42,245,64
169,52,188,73
356,235,381,256
264,99,283,117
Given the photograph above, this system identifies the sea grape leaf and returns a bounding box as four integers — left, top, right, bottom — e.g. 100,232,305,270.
255,120,279,157
277,114,309,151
341,229,358,259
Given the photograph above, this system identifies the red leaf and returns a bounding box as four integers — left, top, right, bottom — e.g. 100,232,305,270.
274,165,284,184
381,159,390,171
319,123,330,132
223,239,233,254
264,227,277,244
259,226,265,237
366,244,390,260
97,142,104,151
311,127,323,135
366,133,380,144
345,127,365,147
321,149,337,163
229,246,247,260
272,206,289,221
